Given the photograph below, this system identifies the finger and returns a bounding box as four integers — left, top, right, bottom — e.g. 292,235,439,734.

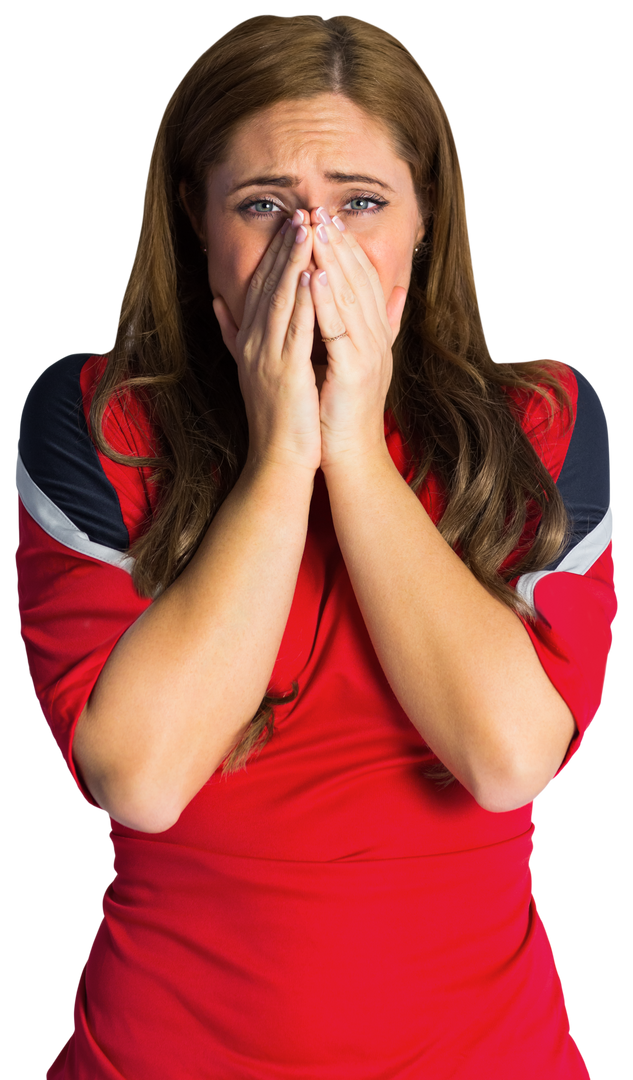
241,214,294,331
249,210,310,338
326,212,389,325
332,223,408,343
310,268,351,354
282,268,316,359
312,212,385,341
259,217,316,353
311,220,383,346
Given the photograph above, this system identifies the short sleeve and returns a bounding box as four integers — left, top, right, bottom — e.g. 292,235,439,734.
513,366,617,770
16,355,155,802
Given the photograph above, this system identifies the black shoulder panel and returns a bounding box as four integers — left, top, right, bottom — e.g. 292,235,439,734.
19,354,129,551
549,366,610,566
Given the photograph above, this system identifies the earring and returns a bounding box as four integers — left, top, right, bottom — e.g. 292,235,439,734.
201,245,207,254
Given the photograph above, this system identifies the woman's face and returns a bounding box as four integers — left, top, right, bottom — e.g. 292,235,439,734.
194,93,424,360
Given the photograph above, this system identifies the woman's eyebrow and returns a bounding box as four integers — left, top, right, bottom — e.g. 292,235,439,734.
227,172,394,195
325,172,394,192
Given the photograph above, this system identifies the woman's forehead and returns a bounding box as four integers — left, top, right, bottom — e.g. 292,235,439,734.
229,95,388,149
213,95,412,196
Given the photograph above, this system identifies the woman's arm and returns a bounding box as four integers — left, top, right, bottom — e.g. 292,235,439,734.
322,451,576,812
73,460,315,834
74,217,321,833
308,210,575,812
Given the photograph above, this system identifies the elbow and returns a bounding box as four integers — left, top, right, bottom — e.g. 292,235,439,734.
461,703,576,814
93,781,178,829
72,713,174,831
78,766,187,833
81,764,181,829
472,780,541,814
466,747,548,812
469,756,556,814
75,751,182,833
107,796,184,834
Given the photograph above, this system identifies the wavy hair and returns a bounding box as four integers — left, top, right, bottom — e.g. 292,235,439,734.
90,15,570,780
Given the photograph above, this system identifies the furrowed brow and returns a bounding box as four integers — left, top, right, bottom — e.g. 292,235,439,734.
227,175,300,195
324,173,395,192
227,172,395,196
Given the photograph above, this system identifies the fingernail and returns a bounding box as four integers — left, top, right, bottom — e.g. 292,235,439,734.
292,209,305,226
316,224,329,244
295,225,308,244
300,271,310,287
316,206,332,225
332,215,346,232
280,218,291,235
318,271,328,286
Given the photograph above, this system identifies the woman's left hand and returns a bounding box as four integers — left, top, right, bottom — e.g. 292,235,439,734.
308,208,408,470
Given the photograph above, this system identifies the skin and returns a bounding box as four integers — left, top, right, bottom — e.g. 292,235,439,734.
74,93,575,832
193,93,576,807
182,93,423,469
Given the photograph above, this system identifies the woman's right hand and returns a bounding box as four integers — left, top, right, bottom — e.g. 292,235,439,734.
213,211,322,473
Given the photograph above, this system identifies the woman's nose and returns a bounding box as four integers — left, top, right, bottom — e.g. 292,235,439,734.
290,208,318,228
290,208,331,227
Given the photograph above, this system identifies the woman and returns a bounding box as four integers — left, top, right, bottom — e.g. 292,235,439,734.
16,14,615,1079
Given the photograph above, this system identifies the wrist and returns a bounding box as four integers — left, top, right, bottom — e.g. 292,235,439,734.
241,452,318,493
320,440,394,482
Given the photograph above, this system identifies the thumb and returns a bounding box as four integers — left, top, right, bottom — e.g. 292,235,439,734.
212,296,239,360
385,285,408,342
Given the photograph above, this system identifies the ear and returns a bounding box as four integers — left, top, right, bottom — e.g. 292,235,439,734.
179,180,205,245
416,181,435,248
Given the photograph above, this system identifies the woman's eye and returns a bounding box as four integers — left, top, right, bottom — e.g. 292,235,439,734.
342,195,387,216
241,199,282,217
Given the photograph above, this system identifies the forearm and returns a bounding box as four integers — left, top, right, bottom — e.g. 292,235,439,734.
322,448,576,812
74,458,315,831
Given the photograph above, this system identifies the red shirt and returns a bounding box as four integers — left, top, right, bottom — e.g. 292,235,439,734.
17,355,615,1078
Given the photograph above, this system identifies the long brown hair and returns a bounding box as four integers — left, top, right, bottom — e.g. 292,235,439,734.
91,15,570,779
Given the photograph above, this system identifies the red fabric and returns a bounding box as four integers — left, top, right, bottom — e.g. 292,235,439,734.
522,544,616,772
16,357,611,1078
16,504,151,804
79,354,159,545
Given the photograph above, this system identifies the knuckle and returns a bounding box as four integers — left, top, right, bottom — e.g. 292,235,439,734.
249,272,263,293
263,268,283,294
351,269,369,290
287,241,305,264
340,288,357,308
269,289,288,311
327,318,347,337
285,321,308,344
241,339,255,362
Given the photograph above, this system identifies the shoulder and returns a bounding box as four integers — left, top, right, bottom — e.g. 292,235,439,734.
509,362,611,604
18,354,157,561
503,360,607,432
548,366,610,560
503,362,609,489
20,353,101,446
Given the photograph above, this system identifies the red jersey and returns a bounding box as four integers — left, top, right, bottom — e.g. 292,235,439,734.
16,355,615,1079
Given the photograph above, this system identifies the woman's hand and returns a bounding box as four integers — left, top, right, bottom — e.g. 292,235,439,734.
213,212,322,473
307,207,408,471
